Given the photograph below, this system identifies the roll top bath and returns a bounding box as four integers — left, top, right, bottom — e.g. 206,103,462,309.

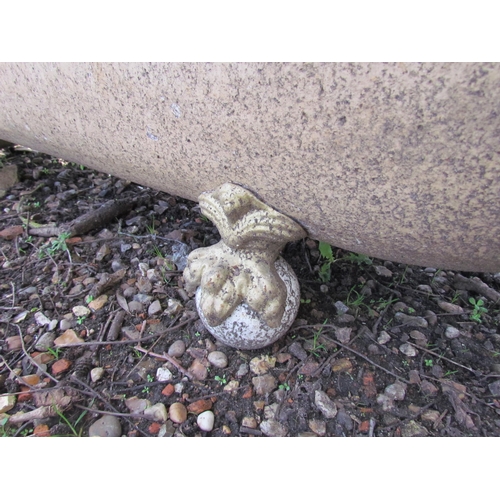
183,183,307,349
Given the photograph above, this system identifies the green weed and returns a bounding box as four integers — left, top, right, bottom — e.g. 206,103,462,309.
318,242,335,282
39,232,71,258
424,359,433,367
469,297,487,323
214,375,227,385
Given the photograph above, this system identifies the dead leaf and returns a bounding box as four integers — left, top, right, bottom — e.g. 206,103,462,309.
116,291,130,314
440,380,476,429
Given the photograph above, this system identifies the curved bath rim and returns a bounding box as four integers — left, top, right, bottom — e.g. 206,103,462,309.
195,257,301,350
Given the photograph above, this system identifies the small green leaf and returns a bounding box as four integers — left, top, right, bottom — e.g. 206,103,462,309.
319,241,333,260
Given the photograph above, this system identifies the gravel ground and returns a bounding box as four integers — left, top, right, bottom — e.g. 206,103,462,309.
1,146,500,437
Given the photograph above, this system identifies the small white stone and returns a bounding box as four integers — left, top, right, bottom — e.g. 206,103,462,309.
197,410,215,431
144,403,168,422
72,305,90,317
90,367,105,382
377,331,391,344
148,300,162,315
34,311,51,326
399,343,417,357
445,326,461,339
208,351,228,368
0,394,16,413
156,366,173,382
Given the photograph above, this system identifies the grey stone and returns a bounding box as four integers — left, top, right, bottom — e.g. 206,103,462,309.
167,340,186,358
377,331,391,345
156,366,174,382
445,326,461,339
207,351,228,369
399,343,417,357
260,420,288,437
488,380,500,397
35,331,56,351
438,301,464,315
421,380,439,396
385,382,406,400
401,420,429,437
314,390,338,418
289,341,308,361
236,363,249,378
147,300,162,315
89,415,122,437
128,301,143,313
336,409,353,431
395,312,428,328
252,374,277,395
334,301,350,315
373,265,392,277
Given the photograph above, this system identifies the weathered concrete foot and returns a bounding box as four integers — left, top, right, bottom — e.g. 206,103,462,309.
183,183,307,349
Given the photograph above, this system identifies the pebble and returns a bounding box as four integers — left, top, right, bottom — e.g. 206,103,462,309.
88,295,108,311
289,342,308,361
399,343,417,357
188,359,208,381
236,363,249,378
421,380,439,396
336,314,355,323
197,410,215,431
168,340,186,357
208,351,229,369
445,326,461,339
35,331,56,351
314,390,338,418
373,265,393,277
308,419,326,436
488,380,500,397
165,298,183,316
187,399,213,414
148,300,162,315
424,310,438,326
89,415,122,437
48,319,58,331
438,301,464,314
334,301,350,314
133,293,152,304
421,410,441,423
169,402,188,423
125,397,151,413
0,394,16,413
54,329,83,346
90,367,105,382
252,374,278,395
224,380,240,392
394,312,428,328
34,311,51,326
377,331,391,344
59,319,72,331
320,284,329,293
144,403,168,422
6,336,22,351
128,301,144,313
417,285,433,293
409,330,427,346
250,355,276,375
334,327,352,344
336,409,354,431
393,302,409,312
260,420,288,437
385,382,406,400
51,359,72,375
241,416,257,429
156,366,173,382
401,420,429,437
331,358,353,373
72,305,90,317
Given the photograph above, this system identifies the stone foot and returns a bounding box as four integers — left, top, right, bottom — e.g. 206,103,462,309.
183,183,306,349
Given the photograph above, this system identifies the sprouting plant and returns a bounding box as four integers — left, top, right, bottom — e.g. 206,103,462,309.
300,298,311,304
407,307,416,314
279,383,291,391
53,405,87,437
142,374,154,394
85,295,94,304
310,319,327,357
402,360,409,367
147,217,157,235
318,241,336,283
39,231,71,258
76,316,86,325
194,331,201,337
469,297,487,323
214,375,227,385
344,252,373,266
444,370,458,377
450,292,461,304
46,346,61,359
424,359,433,367
346,286,365,308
